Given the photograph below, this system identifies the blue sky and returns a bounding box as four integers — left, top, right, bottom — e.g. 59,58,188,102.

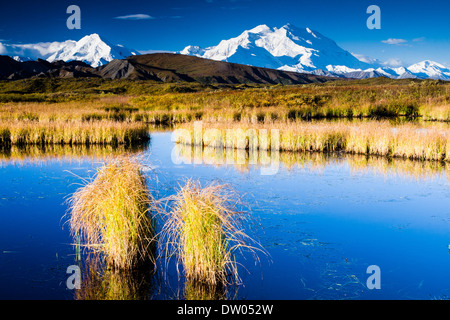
0,0,449,66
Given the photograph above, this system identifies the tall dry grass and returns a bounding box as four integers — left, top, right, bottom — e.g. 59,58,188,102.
1,81,449,124
161,179,263,286
175,120,450,162
67,155,156,270
0,120,149,147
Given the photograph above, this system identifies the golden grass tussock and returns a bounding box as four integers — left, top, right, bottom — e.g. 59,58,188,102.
67,155,156,270
175,120,450,163
161,179,264,286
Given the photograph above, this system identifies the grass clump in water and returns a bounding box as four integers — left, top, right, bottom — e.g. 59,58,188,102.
162,179,263,287
68,155,156,270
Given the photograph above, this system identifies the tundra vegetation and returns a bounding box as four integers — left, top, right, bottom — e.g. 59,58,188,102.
3,76,449,299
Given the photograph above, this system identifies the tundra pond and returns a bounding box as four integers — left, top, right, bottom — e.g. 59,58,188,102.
0,131,449,300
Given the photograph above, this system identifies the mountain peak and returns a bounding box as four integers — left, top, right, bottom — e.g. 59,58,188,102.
45,34,136,67
180,23,366,71
83,33,101,39
78,33,105,44
1,34,136,68
248,24,271,34
415,60,445,68
180,23,450,80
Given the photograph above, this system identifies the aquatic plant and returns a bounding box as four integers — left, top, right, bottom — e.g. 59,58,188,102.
67,155,156,270
161,179,263,286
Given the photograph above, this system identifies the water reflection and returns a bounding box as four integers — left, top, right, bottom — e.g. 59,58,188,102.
74,255,157,300
172,142,449,180
0,144,149,166
183,281,228,300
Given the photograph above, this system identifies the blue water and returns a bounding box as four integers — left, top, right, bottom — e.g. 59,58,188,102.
0,132,449,300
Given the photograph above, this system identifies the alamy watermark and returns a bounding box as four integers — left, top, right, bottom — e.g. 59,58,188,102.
367,5,381,30
171,121,281,175
66,265,81,290
366,265,381,290
67,5,81,30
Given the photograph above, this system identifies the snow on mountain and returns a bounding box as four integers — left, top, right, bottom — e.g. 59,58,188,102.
1,26,448,80
180,45,206,57
46,34,138,67
180,23,450,81
1,34,137,68
181,23,369,72
406,60,450,80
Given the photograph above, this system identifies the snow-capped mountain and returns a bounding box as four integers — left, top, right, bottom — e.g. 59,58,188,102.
1,25,449,80
181,24,369,72
0,34,137,68
405,60,450,80
180,23,450,80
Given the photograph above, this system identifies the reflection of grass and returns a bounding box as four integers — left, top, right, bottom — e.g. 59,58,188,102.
184,280,227,300
174,138,450,180
161,179,263,287
0,144,147,165
75,256,155,300
68,156,156,270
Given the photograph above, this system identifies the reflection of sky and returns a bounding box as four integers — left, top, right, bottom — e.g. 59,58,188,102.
150,132,450,299
0,132,449,299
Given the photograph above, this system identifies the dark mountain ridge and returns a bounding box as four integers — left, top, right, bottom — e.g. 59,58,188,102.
0,53,338,85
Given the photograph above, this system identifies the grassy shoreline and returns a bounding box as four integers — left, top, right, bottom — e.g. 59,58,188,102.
0,78,449,157
0,120,150,147
174,120,450,163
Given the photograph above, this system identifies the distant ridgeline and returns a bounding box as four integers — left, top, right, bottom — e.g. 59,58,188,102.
0,53,336,85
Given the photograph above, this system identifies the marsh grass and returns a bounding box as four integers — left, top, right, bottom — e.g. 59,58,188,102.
67,155,157,270
161,179,264,287
175,120,450,162
0,120,150,147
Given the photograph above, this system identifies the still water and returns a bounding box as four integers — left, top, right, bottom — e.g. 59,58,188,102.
0,132,449,299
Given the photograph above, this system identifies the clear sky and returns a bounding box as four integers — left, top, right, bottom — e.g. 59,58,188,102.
0,0,449,66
